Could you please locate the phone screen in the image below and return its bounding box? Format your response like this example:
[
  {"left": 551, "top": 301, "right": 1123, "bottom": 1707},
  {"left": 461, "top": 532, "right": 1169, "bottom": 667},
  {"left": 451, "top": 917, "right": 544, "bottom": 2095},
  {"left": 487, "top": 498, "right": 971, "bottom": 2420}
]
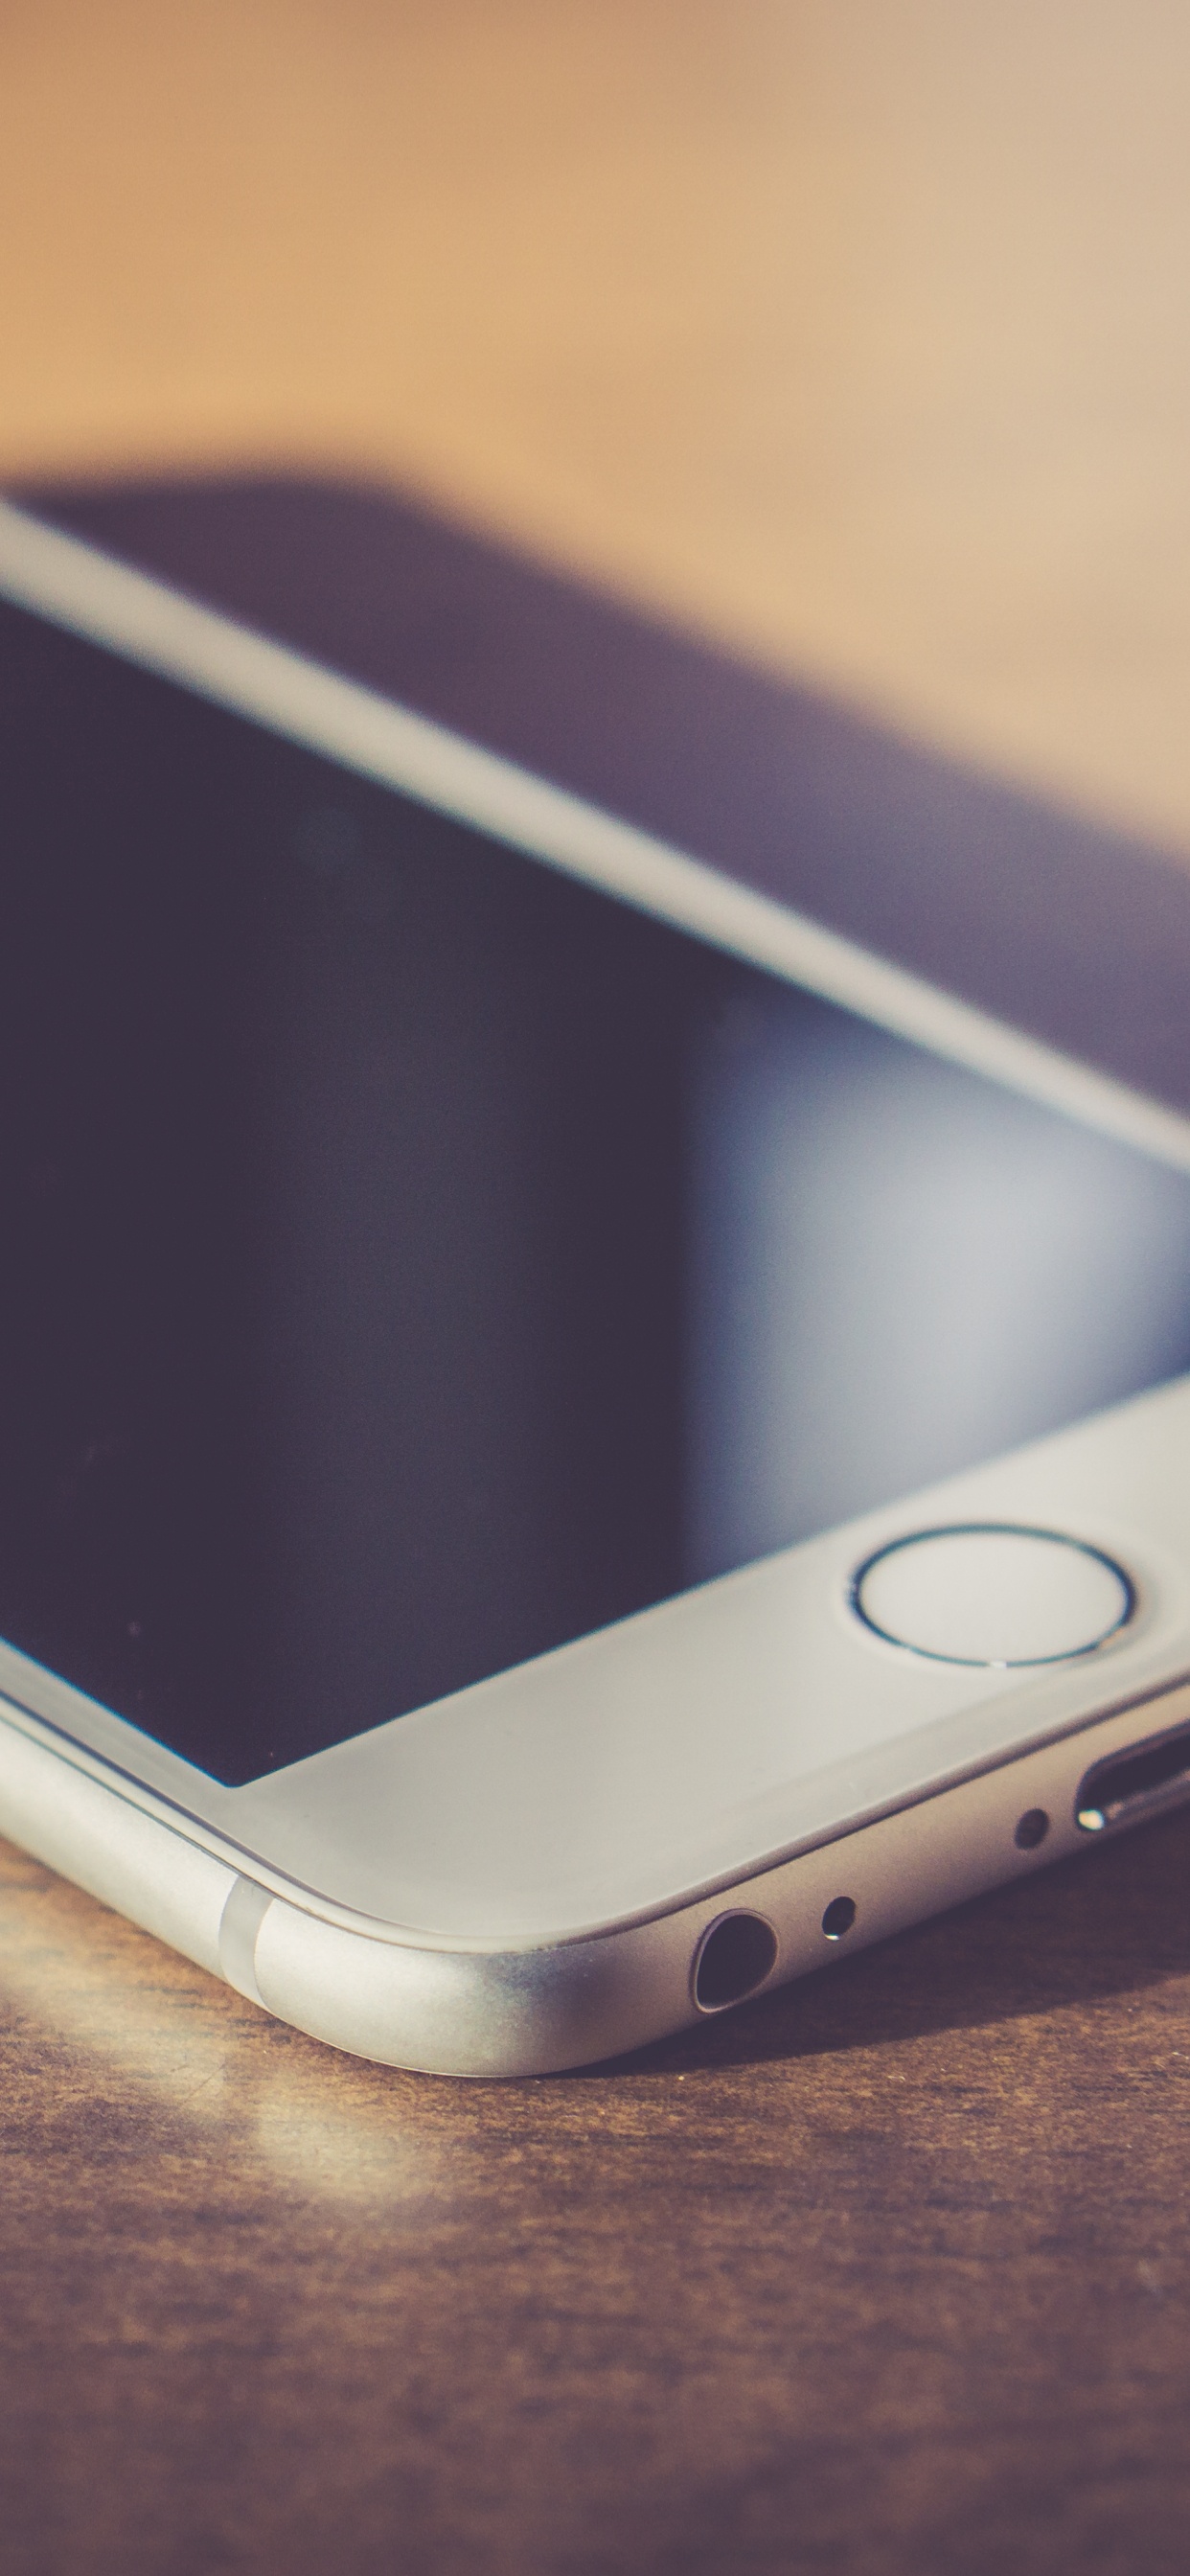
[{"left": 3, "top": 598, "right": 1190, "bottom": 1782}]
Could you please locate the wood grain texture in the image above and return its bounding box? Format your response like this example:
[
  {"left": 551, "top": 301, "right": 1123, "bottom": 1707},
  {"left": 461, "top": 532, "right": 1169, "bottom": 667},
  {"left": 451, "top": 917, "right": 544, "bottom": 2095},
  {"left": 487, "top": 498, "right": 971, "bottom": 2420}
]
[
  {"left": 5, "top": 9, "right": 1190, "bottom": 2570},
  {"left": 2, "top": 1809, "right": 1189, "bottom": 2576}
]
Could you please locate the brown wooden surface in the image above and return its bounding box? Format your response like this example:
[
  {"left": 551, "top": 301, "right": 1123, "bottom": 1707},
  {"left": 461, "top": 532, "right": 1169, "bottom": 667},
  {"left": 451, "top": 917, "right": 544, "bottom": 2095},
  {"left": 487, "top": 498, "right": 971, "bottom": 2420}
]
[
  {"left": 3, "top": 1811, "right": 1190, "bottom": 2576},
  {"left": 5, "top": 1, "right": 1190, "bottom": 858},
  {"left": 6, "top": 9, "right": 1190, "bottom": 2571}
]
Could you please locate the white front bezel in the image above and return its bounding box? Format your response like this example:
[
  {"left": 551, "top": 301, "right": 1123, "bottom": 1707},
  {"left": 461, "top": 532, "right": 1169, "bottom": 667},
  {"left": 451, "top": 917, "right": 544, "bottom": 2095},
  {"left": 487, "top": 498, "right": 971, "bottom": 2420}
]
[{"left": 3, "top": 499, "right": 1190, "bottom": 1955}]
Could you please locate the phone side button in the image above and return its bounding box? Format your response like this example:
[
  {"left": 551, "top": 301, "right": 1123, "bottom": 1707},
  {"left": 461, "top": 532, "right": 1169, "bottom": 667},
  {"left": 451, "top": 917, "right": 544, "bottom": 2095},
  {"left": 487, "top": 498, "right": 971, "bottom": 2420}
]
[{"left": 218, "top": 1874, "right": 275, "bottom": 2008}]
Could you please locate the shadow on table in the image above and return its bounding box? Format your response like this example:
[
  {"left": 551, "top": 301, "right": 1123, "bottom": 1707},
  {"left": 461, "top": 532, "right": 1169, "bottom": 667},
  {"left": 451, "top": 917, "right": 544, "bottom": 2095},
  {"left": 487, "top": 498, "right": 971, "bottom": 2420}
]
[{"left": 586, "top": 1799, "right": 1190, "bottom": 2080}]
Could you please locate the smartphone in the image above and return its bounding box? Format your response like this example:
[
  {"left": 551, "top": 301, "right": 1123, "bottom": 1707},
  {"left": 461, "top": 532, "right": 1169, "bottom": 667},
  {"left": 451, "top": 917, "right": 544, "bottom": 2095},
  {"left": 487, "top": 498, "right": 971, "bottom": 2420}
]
[{"left": 2, "top": 498, "right": 1190, "bottom": 2078}]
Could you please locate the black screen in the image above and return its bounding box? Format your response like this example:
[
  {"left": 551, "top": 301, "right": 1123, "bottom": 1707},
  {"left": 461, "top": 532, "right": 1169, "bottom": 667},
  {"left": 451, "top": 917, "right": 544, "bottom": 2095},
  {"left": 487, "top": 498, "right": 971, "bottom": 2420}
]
[{"left": 3, "top": 601, "right": 1190, "bottom": 1782}]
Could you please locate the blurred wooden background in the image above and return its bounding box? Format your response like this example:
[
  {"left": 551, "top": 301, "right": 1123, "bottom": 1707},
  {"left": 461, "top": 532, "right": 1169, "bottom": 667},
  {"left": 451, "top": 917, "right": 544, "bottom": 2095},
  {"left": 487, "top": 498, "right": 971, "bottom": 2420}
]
[
  {"left": 5, "top": 0, "right": 1190, "bottom": 851},
  {"left": 4, "top": 8, "right": 1190, "bottom": 2573}
]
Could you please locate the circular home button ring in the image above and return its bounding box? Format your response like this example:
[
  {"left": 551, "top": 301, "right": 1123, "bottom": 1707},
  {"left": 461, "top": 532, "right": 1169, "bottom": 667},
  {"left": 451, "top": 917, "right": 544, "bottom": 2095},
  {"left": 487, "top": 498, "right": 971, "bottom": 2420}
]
[{"left": 852, "top": 1524, "right": 1135, "bottom": 1668}]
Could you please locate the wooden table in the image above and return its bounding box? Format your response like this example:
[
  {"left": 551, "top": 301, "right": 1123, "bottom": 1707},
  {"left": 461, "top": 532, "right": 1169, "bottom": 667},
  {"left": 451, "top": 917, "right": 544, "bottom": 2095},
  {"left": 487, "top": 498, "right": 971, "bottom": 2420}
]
[
  {"left": 4, "top": 10, "right": 1190, "bottom": 2570},
  {"left": 5, "top": 1801, "right": 1190, "bottom": 2572}
]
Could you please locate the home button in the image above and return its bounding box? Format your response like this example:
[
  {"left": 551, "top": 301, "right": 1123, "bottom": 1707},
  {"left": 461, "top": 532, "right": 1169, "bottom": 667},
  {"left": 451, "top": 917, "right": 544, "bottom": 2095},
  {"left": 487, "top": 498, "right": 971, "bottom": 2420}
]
[{"left": 852, "top": 1524, "right": 1133, "bottom": 1667}]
